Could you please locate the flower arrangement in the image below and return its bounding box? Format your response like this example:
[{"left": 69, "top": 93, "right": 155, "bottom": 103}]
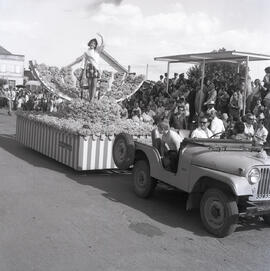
[{"left": 17, "top": 97, "right": 154, "bottom": 137}]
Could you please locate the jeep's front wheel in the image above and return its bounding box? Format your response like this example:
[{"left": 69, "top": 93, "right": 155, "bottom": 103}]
[
  {"left": 133, "top": 160, "right": 156, "bottom": 198},
  {"left": 200, "top": 188, "right": 239, "bottom": 237}
]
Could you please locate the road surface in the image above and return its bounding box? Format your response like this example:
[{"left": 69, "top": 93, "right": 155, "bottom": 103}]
[{"left": 0, "top": 109, "right": 270, "bottom": 271}]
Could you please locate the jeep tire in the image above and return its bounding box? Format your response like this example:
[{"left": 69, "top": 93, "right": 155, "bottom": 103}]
[
  {"left": 200, "top": 188, "right": 239, "bottom": 237},
  {"left": 133, "top": 160, "right": 156, "bottom": 198},
  {"left": 113, "top": 133, "right": 135, "bottom": 170}
]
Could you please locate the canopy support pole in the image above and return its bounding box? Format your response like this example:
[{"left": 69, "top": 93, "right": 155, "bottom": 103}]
[
  {"left": 166, "top": 61, "right": 171, "bottom": 93},
  {"left": 198, "top": 59, "right": 206, "bottom": 114},
  {"left": 243, "top": 56, "right": 249, "bottom": 116},
  {"left": 237, "top": 63, "right": 240, "bottom": 73}
]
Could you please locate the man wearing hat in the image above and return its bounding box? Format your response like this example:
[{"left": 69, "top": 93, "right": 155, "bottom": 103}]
[
  {"left": 206, "top": 100, "right": 216, "bottom": 115},
  {"left": 254, "top": 113, "right": 268, "bottom": 145}
]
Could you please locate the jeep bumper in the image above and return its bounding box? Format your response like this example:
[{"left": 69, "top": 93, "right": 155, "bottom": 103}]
[{"left": 239, "top": 201, "right": 270, "bottom": 217}]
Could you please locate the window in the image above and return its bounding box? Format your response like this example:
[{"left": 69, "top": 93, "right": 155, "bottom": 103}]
[
  {"left": 7, "top": 64, "right": 15, "bottom": 73},
  {"left": 15, "top": 65, "right": 21, "bottom": 74},
  {"left": 0, "top": 64, "right": 6, "bottom": 73}
]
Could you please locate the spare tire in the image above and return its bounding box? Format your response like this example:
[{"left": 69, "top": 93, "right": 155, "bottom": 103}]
[{"left": 113, "top": 133, "right": 135, "bottom": 169}]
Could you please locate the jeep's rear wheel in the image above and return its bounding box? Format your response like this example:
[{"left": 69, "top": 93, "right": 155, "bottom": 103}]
[
  {"left": 200, "top": 188, "right": 239, "bottom": 237},
  {"left": 133, "top": 160, "right": 156, "bottom": 198}
]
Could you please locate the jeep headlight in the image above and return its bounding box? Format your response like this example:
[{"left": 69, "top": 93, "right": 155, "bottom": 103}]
[{"left": 248, "top": 168, "right": 261, "bottom": 184}]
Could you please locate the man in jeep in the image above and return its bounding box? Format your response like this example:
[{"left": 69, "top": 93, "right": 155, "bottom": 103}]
[
  {"left": 191, "top": 116, "right": 213, "bottom": 139},
  {"left": 156, "top": 119, "right": 184, "bottom": 172}
]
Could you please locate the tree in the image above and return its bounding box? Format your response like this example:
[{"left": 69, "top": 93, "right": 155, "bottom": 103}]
[{"left": 187, "top": 48, "right": 246, "bottom": 95}]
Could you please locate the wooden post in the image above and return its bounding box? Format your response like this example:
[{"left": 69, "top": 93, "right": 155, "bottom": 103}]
[
  {"left": 145, "top": 64, "right": 149, "bottom": 80},
  {"left": 198, "top": 59, "right": 206, "bottom": 114},
  {"left": 166, "top": 62, "right": 170, "bottom": 93},
  {"left": 243, "top": 56, "right": 249, "bottom": 116}
]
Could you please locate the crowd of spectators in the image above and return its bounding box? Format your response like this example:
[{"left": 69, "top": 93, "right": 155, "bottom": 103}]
[
  {"left": 0, "top": 85, "right": 63, "bottom": 115},
  {"left": 123, "top": 66, "right": 270, "bottom": 146},
  {"left": 1, "top": 66, "right": 270, "bottom": 146}
]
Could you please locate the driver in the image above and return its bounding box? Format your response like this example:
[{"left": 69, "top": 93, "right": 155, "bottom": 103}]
[
  {"left": 157, "top": 120, "right": 184, "bottom": 172},
  {"left": 191, "top": 116, "right": 213, "bottom": 139}
]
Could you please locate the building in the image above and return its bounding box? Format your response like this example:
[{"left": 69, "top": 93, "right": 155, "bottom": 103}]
[{"left": 0, "top": 45, "right": 25, "bottom": 87}]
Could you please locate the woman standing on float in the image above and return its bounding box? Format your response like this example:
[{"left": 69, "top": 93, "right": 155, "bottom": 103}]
[{"left": 70, "top": 33, "right": 104, "bottom": 101}]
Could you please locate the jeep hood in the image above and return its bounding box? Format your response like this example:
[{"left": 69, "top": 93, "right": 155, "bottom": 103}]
[{"left": 191, "top": 150, "right": 270, "bottom": 175}]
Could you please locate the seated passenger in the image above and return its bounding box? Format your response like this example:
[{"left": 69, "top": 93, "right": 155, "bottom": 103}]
[
  {"left": 157, "top": 120, "right": 184, "bottom": 172},
  {"left": 243, "top": 113, "right": 255, "bottom": 140},
  {"left": 209, "top": 110, "right": 225, "bottom": 138},
  {"left": 231, "top": 121, "right": 246, "bottom": 140},
  {"left": 191, "top": 116, "right": 213, "bottom": 139},
  {"left": 254, "top": 113, "right": 268, "bottom": 145}
]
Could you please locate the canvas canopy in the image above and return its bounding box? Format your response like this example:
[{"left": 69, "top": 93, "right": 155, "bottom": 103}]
[{"left": 154, "top": 50, "right": 270, "bottom": 64}]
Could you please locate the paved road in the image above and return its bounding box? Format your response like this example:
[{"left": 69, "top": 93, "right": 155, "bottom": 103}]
[{"left": 0, "top": 109, "right": 270, "bottom": 271}]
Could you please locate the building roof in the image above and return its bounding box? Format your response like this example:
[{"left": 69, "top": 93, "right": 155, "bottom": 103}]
[
  {"left": 154, "top": 50, "right": 270, "bottom": 64},
  {"left": 0, "top": 45, "right": 12, "bottom": 55}
]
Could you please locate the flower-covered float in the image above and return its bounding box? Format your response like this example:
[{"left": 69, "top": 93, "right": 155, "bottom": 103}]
[
  {"left": 16, "top": 96, "right": 153, "bottom": 170},
  {"left": 29, "top": 61, "right": 145, "bottom": 102}
]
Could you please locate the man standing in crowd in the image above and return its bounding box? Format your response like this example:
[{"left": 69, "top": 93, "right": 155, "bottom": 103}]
[
  {"left": 172, "top": 73, "right": 178, "bottom": 92},
  {"left": 6, "top": 86, "right": 16, "bottom": 116}
]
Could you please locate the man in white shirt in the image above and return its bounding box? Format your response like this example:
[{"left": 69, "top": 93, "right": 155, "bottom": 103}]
[
  {"left": 254, "top": 113, "right": 268, "bottom": 145},
  {"left": 6, "top": 87, "right": 16, "bottom": 115},
  {"left": 157, "top": 120, "right": 184, "bottom": 172},
  {"left": 244, "top": 113, "right": 255, "bottom": 140},
  {"left": 210, "top": 110, "right": 225, "bottom": 138},
  {"left": 191, "top": 116, "right": 213, "bottom": 139}
]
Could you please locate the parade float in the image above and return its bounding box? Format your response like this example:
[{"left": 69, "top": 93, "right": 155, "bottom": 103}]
[{"left": 17, "top": 50, "right": 152, "bottom": 170}]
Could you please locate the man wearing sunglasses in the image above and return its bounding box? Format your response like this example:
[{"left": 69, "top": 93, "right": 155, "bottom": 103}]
[
  {"left": 254, "top": 113, "right": 268, "bottom": 145},
  {"left": 191, "top": 116, "right": 213, "bottom": 139}
]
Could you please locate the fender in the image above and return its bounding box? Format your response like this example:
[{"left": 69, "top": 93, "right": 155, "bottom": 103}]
[
  {"left": 189, "top": 165, "right": 253, "bottom": 196},
  {"left": 134, "top": 142, "right": 177, "bottom": 186}
]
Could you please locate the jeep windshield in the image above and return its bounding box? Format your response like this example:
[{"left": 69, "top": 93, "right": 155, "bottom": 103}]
[{"left": 183, "top": 138, "right": 264, "bottom": 152}]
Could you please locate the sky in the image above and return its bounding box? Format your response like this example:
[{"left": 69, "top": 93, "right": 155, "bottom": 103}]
[{"left": 0, "top": 0, "right": 270, "bottom": 80}]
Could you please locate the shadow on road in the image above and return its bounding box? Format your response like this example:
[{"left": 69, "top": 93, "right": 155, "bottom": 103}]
[{"left": 0, "top": 133, "right": 268, "bottom": 238}]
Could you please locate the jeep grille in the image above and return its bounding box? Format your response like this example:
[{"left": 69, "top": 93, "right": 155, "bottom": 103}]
[{"left": 257, "top": 168, "right": 270, "bottom": 199}]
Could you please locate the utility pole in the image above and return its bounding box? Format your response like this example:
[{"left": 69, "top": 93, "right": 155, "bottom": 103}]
[{"left": 145, "top": 64, "right": 149, "bottom": 80}]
